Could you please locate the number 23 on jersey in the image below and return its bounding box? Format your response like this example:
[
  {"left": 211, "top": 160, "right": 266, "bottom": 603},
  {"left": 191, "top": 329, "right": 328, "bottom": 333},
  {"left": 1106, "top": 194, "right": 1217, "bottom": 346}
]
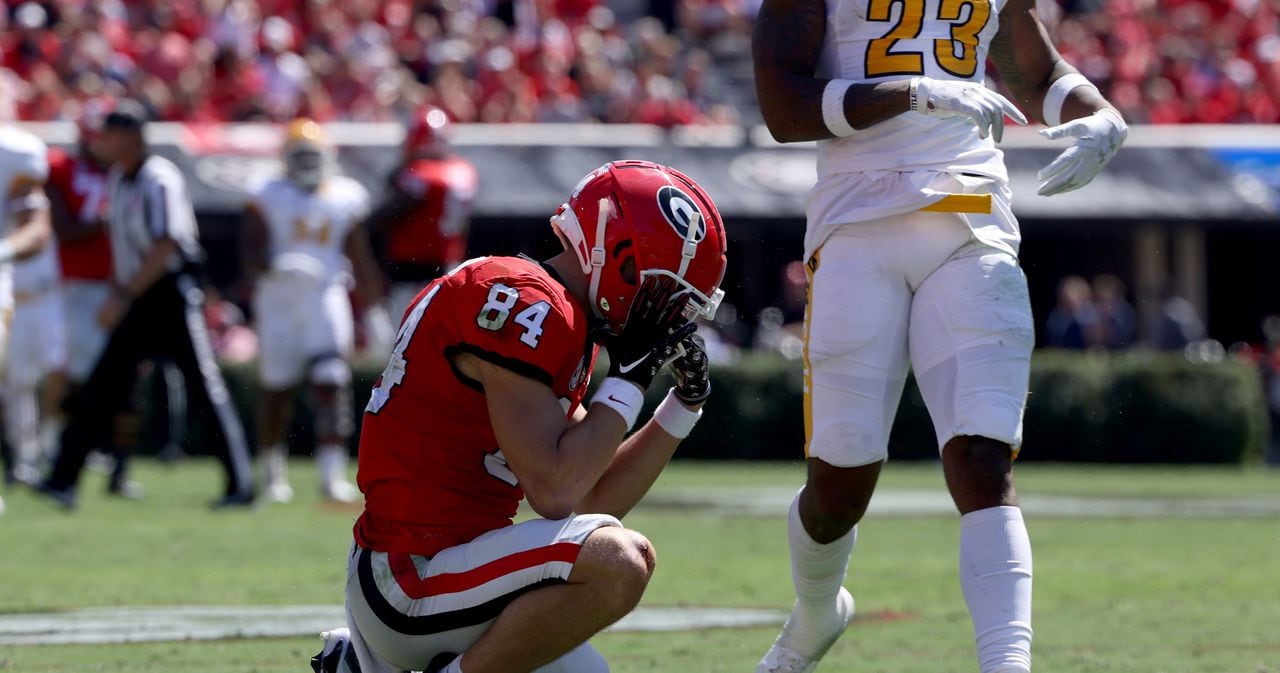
[{"left": 865, "top": 0, "right": 992, "bottom": 78}]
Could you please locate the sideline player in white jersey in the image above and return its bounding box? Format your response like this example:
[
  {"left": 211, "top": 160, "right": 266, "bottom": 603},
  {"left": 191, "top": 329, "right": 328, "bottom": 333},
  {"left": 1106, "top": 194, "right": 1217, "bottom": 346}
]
[
  {"left": 0, "top": 69, "right": 54, "bottom": 514},
  {"left": 242, "top": 118, "right": 383, "bottom": 503},
  {"left": 2, "top": 223, "right": 66, "bottom": 480},
  {"left": 752, "top": 0, "right": 1127, "bottom": 671}
]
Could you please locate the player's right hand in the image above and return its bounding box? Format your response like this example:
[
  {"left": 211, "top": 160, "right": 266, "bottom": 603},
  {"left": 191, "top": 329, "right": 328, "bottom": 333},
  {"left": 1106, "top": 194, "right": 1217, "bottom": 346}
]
[
  {"left": 600, "top": 277, "right": 695, "bottom": 390},
  {"left": 911, "top": 77, "right": 1028, "bottom": 142}
]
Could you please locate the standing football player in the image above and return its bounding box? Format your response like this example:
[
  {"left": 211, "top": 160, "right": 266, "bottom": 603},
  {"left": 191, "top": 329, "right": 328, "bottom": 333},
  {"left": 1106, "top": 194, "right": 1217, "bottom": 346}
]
[
  {"left": 366, "top": 106, "right": 478, "bottom": 321},
  {"left": 751, "top": 0, "right": 1128, "bottom": 671},
  {"left": 310, "top": 161, "right": 726, "bottom": 673},
  {"left": 242, "top": 118, "right": 383, "bottom": 503},
  {"left": 2, "top": 170, "right": 68, "bottom": 484},
  {"left": 0, "top": 70, "right": 54, "bottom": 512}
]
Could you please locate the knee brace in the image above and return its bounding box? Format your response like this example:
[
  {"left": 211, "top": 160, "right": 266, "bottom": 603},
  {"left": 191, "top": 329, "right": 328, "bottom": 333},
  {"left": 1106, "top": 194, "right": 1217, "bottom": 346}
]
[{"left": 311, "top": 379, "right": 353, "bottom": 441}]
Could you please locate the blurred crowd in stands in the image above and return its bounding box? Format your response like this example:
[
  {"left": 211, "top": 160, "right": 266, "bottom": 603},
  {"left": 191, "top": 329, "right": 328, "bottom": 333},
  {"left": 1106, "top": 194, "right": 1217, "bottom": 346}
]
[
  {"left": 3, "top": 0, "right": 1279, "bottom": 126},
  {"left": 1040, "top": 0, "right": 1280, "bottom": 124},
  {"left": 0, "top": 0, "right": 751, "bottom": 126}
]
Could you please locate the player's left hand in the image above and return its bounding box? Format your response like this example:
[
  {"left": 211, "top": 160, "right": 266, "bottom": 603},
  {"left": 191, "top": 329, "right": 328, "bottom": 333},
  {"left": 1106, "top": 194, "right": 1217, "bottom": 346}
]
[
  {"left": 1037, "top": 108, "right": 1128, "bottom": 196},
  {"left": 669, "top": 332, "right": 710, "bottom": 406}
]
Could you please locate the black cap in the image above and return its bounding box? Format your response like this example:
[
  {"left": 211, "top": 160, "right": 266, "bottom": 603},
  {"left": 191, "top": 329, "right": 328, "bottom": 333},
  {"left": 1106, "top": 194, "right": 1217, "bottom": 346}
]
[{"left": 103, "top": 99, "right": 150, "bottom": 130}]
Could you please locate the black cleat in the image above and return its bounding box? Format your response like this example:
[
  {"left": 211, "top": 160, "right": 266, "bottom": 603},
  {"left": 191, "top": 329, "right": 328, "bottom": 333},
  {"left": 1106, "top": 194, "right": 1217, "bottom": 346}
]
[
  {"left": 209, "top": 490, "right": 255, "bottom": 510},
  {"left": 37, "top": 483, "right": 77, "bottom": 510}
]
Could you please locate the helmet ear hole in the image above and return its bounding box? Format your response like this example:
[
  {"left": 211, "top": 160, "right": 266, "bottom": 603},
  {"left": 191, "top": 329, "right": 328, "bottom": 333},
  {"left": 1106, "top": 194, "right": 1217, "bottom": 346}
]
[{"left": 618, "top": 256, "right": 637, "bottom": 286}]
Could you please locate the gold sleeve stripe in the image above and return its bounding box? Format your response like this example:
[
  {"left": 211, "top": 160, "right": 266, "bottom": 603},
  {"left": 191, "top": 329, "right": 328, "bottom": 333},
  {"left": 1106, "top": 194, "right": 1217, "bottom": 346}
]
[{"left": 919, "top": 193, "right": 992, "bottom": 214}]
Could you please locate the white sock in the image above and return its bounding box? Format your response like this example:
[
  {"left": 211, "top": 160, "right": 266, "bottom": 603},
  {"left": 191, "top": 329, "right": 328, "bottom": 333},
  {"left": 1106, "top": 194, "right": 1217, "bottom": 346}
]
[
  {"left": 262, "top": 444, "right": 288, "bottom": 484},
  {"left": 442, "top": 655, "right": 464, "bottom": 673},
  {"left": 959, "top": 505, "right": 1033, "bottom": 673},
  {"left": 788, "top": 488, "right": 856, "bottom": 617},
  {"left": 317, "top": 444, "right": 348, "bottom": 485}
]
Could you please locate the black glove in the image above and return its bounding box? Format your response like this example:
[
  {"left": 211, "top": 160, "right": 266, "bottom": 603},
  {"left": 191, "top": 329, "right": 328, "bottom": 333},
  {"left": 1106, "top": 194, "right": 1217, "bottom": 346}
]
[
  {"left": 669, "top": 332, "right": 710, "bottom": 405},
  {"left": 600, "top": 277, "right": 694, "bottom": 390}
]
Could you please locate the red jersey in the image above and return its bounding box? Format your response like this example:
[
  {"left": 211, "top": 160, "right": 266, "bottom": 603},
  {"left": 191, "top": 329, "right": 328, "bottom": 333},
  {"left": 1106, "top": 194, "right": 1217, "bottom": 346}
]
[
  {"left": 385, "top": 156, "right": 478, "bottom": 270},
  {"left": 47, "top": 148, "right": 113, "bottom": 281},
  {"left": 355, "top": 256, "right": 599, "bottom": 556}
]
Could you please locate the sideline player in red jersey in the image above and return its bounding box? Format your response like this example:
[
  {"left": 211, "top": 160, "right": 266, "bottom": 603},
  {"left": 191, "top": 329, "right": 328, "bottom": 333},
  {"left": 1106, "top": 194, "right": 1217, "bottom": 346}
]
[
  {"left": 44, "top": 105, "right": 113, "bottom": 411},
  {"left": 366, "top": 106, "right": 479, "bottom": 322},
  {"left": 310, "top": 161, "right": 727, "bottom": 673}
]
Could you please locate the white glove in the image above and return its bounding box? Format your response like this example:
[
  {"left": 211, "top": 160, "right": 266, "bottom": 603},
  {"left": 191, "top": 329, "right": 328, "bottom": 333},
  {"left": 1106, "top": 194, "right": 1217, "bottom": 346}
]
[
  {"left": 1036, "top": 108, "right": 1128, "bottom": 196},
  {"left": 912, "top": 77, "right": 1028, "bottom": 142}
]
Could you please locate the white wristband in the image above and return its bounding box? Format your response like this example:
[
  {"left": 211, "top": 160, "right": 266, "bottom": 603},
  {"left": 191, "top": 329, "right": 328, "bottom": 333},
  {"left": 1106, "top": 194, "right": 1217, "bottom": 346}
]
[
  {"left": 652, "top": 388, "right": 702, "bottom": 439},
  {"left": 0, "top": 240, "right": 15, "bottom": 264},
  {"left": 591, "top": 377, "right": 645, "bottom": 431},
  {"left": 1043, "top": 73, "right": 1097, "bottom": 127},
  {"left": 822, "top": 79, "right": 858, "bottom": 137},
  {"left": 909, "top": 77, "right": 925, "bottom": 113}
]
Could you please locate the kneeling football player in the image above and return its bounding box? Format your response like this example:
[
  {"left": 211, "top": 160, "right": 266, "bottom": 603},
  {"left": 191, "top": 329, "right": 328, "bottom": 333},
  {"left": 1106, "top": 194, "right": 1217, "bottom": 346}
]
[{"left": 311, "top": 161, "right": 727, "bottom": 673}]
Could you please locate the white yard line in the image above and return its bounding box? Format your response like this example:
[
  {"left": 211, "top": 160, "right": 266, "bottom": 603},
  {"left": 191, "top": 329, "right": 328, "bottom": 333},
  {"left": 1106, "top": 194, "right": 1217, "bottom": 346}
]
[
  {"left": 0, "top": 605, "right": 787, "bottom": 646},
  {"left": 640, "top": 487, "right": 1280, "bottom": 518}
]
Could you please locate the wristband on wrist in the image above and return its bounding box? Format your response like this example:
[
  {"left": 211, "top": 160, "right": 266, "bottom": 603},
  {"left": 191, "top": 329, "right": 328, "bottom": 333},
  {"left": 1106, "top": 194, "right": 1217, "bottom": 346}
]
[
  {"left": 590, "top": 377, "right": 645, "bottom": 431},
  {"left": 0, "top": 240, "right": 15, "bottom": 264},
  {"left": 652, "top": 388, "right": 702, "bottom": 439},
  {"left": 1043, "top": 73, "right": 1097, "bottom": 127},
  {"left": 821, "top": 79, "right": 858, "bottom": 138},
  {"left": 909, "top": 77, "right": 924, "bottom": 113}
]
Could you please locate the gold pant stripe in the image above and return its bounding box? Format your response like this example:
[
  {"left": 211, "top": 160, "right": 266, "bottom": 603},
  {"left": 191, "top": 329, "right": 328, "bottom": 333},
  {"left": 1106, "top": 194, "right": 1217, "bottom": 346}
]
[
  {"left": 802, "top": 250, "right": 819, "bottom": 459},
  {"left": 919, "top": 193, "right": 992, "bottom": 214}
]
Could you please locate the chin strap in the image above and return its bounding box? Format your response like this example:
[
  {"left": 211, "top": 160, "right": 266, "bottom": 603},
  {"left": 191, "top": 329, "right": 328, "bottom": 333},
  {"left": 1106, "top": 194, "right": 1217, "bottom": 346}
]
[{"left": 585, "top": 197, "right": 610, "bottom": 320}]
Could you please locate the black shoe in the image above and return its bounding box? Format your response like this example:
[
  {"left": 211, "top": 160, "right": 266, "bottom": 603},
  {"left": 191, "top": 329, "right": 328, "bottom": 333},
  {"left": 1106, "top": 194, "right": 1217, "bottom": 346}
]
[
  {"left": 209, "top": 490, "right": 255, "bottom": 510},
  {"left": 107, "top": 479, "right": 146, "bottom": 500},
  {"left": 37, "top": 482, "right": 77, "bottom": 510}
]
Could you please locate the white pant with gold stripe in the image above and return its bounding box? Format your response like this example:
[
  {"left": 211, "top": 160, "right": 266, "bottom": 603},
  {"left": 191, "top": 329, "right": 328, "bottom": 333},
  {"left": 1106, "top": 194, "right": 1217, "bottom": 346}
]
[{"left": 802, "top": 176, "right": 1033, "bottom": 467}]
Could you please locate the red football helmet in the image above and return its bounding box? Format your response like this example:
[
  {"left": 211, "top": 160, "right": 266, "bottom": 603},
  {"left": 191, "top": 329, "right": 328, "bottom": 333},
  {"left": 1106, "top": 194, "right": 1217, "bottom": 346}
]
[
  {"left": 403, "top": 106, "right": 452, "bottom": 162},
  {"left": 550, "top": 160, "right": 728, "bottom": 335}
]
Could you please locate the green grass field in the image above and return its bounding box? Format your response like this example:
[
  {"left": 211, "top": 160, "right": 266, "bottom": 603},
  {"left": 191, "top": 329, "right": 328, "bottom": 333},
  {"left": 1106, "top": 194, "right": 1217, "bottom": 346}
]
[{"left": 2, "top": 459, "right": 1278, "bottom": 672}]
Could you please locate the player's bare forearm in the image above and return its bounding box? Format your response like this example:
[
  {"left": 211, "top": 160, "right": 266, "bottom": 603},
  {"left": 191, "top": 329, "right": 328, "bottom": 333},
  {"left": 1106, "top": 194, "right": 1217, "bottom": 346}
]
[
  {"left": 345, "top": 226, "right": 384, "bottom": 309},
  {"left": 753, "top": 0, "right": 911, "bottom": 141},
  {"left": 992, "top": 0, "right": 1117, "bottom": 124},
  {"left": 475, "top": 356, "right": 628, "bottom": 519},
  {"left": 575, "top": 414, "right": 693, "bottom": 518}
]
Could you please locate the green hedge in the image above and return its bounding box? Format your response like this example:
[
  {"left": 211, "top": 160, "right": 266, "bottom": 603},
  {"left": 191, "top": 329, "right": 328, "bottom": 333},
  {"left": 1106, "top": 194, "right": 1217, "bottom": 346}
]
[{"left": 149, "top": 350, "right": 1268, "bottom": 464}]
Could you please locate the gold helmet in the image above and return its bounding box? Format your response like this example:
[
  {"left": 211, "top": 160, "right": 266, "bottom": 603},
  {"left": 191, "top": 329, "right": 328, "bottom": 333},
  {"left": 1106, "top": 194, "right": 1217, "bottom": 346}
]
[{"left": 282, "top": 118, "right": 329, "bottom": 190}]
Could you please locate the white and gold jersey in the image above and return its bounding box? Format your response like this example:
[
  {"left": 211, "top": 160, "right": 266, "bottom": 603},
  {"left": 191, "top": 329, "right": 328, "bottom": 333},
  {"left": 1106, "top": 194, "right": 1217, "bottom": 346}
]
[
  {"left": 0, "top": 125, "right": 50, "bottom": 309},
  {"left": 816, "top": 0, "right": 1007, "bottom": 179},
  {"left": 248, "top": 175, "right": 370, "bottom": 288}
]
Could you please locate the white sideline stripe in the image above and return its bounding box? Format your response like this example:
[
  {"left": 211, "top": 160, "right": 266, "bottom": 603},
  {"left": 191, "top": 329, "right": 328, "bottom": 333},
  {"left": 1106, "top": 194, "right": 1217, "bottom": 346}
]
[
  {"left": 639, "top": 487, "right": 1280, "bottom": 519},
  {"left": 0, "top": 605, "right": 787, "bottom": 646}
]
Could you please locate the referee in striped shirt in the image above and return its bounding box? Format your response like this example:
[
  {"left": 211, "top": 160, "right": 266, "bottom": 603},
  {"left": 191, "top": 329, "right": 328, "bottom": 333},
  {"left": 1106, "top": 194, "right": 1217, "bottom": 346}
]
[{"left": 41, "top": 101, "right": 255, "bottom": 508}]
